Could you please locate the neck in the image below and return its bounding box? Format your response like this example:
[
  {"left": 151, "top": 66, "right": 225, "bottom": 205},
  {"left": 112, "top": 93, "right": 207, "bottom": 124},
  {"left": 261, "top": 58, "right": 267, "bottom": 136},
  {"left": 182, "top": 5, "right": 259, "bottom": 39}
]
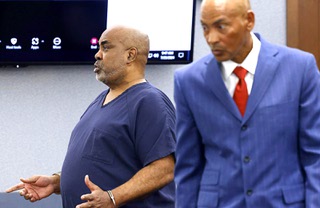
[
  {"left": 103, "top": 78, "right": 146, "bottom": 105},
  {"left": 111, "top": 77, "right": 146, "bottom": 92},
  {"left": 233, "top": 34, "right": 253, "bottom": 63}
]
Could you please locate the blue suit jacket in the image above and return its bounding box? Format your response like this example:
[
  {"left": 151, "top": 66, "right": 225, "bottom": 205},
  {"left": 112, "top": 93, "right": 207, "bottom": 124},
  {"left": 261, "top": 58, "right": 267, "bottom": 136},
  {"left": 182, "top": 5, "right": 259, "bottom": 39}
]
[{"left": 174, "top": 34, "right": 320, "bottom": 207}]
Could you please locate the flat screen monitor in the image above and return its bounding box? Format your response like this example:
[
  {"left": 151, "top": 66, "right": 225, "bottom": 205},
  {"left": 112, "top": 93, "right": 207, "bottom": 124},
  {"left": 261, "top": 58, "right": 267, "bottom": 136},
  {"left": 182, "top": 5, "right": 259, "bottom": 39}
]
[{"left": 0, "top": 0, "right": 196, "bottom": 66}]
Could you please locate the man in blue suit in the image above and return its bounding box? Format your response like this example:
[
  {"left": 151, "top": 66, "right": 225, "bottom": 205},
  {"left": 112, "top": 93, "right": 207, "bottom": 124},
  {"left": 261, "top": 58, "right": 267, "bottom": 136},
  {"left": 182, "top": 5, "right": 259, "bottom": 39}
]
[{"left": 174, "top": 0, "right": 320, "bottom": 207}]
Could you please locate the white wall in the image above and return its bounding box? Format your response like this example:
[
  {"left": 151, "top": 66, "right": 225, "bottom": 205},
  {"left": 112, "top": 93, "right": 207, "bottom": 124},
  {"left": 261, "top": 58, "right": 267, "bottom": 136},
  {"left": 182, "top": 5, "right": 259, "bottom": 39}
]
[{"left": 0, "top": 0, "right": 286, "bottom": 206}]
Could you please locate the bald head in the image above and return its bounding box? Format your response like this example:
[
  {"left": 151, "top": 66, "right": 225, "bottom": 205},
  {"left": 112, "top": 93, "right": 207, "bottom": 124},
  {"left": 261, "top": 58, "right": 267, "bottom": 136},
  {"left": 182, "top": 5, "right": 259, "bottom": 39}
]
[
  {"left": 200, "top": 0, "right": 255, "bottom": 63},
  {"left": 102, "top": 25, "right": 150, "bottom": 65},
  {"left": 201, "top": 0, "right": 251, "bottom": 17},
  {"left": 202, "top": 0, "right": 251, "bottom": 9}
]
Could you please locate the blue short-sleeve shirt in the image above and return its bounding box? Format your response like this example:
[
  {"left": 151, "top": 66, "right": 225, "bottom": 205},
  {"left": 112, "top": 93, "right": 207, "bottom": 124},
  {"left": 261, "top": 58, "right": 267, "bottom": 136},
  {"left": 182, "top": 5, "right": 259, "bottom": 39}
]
[{"left": 60, "top": 82, "right": 176, "bottom": 208}]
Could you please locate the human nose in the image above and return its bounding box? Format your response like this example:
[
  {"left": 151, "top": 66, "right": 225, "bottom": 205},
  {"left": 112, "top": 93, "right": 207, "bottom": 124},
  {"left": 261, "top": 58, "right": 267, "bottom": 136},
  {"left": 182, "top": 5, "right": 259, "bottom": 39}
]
[
  {"left": 206, "top": 30, "right": 219, "bottom": 45},
  {"left": 94, "top": 50, "right": 102, "bottom": 60}
]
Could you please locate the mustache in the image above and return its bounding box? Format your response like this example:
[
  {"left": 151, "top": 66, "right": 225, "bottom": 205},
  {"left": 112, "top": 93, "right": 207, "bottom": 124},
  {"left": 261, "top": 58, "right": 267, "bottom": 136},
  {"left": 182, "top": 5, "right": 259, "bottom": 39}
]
[
  {"left": 208, "top": 43, "right": 224, "bottom": 50},
  {"left": 94, "top": 61, "right": 101, "bottom": 68},
  {"left": 210, "top": 45, "right": 224, "bottom": 51}
]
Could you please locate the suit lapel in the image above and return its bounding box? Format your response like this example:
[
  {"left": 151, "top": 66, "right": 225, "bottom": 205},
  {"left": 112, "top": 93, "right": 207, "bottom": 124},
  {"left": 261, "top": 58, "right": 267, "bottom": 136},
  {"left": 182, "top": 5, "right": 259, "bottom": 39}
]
[
  {"left": 243, "top": 37, "right": 280, "bottom": 123},
  {"left": 204, "top": 58, "right": 242, "bottom": 121},
  {"left": 202, "top": 35, "right": 280, "bottom": 123}
]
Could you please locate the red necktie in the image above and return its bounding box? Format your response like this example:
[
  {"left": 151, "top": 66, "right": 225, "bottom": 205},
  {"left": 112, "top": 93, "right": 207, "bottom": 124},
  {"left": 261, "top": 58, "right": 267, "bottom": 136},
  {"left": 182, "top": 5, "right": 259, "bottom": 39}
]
[{"left": 233, "top": 66, "right": 248, "bottom": 116}]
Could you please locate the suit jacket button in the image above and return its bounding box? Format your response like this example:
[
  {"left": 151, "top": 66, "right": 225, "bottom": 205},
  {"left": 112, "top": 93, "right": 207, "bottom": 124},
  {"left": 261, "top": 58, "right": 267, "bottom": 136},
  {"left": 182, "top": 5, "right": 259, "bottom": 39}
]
[
  {"left": 244, "top": 156, "right": 250, "bottom": 163},
  {"left": 246, "top": 189, "right": 253, "bottom": 196},
  {"left": 241, "top": 125, "right": 247, "bottom": 130}
]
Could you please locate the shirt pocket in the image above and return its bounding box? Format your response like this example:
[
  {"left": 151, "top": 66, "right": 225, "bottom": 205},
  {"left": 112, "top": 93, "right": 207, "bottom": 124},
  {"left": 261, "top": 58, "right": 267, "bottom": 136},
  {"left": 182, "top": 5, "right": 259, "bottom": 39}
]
[{"left": 82, "top": 128, "right": 117, "bottom": 165}]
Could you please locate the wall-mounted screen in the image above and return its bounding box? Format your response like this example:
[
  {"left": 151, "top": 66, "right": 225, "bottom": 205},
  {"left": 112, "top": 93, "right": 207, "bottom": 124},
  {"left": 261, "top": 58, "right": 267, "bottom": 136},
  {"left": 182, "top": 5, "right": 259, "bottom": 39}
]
[{"left": 0, "top": 0, "right": 196, "bottom": 66}]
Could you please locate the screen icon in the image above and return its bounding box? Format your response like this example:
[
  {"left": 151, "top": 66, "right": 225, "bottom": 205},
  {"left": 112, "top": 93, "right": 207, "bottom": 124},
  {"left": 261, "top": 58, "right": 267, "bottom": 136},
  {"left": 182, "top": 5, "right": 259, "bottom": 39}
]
[
  {"left": 31, "top": 37, "right": 40, "bottom": 50},
  {"left": 178, "top": 52, "right": 185, "bottom": 58},
  {"left": 90, "top": 37, "right": 98, "bottom": 49},
  {"left": 11, "top": 38, "right": 17, "bottom": 45},
  {"left": 32, "top": 37, "right": 39, "bottom": 45},
  {"left": 91, "top": 37, "right": 98, "bottom": 45},
  {"left": 53, "top": 37, "right": 61, "bottom": 45},
  {"left": 53, "top": 37, "right": 61, "bottom": 49},
  {"left": 6, "top": 37, "right": 21, "bottom": 50}
]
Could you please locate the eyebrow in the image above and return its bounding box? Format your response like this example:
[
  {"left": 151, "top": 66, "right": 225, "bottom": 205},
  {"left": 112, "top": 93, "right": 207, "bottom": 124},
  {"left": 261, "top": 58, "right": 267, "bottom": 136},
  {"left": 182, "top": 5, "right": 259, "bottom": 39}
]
[
  {"left": 201, "top": 17, "right": 226, "bottom": 26},
  {"left": 213, "top": 18, "right": 227, "bottom": 25},
  {"left": 100, "top": 40, "right": 109, "bottom": 45}
]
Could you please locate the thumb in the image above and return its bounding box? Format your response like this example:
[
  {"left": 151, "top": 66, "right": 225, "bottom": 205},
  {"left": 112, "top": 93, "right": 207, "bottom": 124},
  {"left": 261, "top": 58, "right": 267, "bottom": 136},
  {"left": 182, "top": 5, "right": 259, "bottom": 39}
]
[
  {"left": 84, "top": 175, "right": 99, "bottom": 192},
  {"left": 20, "top": 176, "right": 39, "bottom": 184}
]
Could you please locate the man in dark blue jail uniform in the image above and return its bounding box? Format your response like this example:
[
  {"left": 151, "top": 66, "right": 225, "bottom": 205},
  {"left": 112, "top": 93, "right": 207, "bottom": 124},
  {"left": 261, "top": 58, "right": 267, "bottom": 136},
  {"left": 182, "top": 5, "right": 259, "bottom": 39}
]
[{"left": 6, "top": 25, "right": 176, "bottom": 208}]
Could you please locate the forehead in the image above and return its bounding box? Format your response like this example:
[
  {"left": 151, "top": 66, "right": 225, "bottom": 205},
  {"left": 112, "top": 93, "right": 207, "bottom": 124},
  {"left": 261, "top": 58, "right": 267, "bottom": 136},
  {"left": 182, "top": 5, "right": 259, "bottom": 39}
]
[
  {"left": 99, "top": 29, "right": 122, "bottom": 45},
  {"left": 201, "top": 0, "right": 239, "bottom": 23}
]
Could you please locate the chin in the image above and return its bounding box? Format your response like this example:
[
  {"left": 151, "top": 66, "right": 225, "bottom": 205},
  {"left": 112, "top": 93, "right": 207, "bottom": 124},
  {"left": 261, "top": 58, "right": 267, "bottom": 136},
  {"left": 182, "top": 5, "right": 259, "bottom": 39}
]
[
  {"left": 96, "top": 74, "right": 104, "bottom": 82},
  {"left": 214, "top": 57, "right": 230, "bottom": 62}
]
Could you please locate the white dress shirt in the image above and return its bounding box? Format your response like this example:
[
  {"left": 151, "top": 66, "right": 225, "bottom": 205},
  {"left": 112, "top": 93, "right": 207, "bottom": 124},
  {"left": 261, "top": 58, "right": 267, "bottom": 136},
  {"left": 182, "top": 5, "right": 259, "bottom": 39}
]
[{"left": 221, "top": 32, "right": 261, "bottom": 96}]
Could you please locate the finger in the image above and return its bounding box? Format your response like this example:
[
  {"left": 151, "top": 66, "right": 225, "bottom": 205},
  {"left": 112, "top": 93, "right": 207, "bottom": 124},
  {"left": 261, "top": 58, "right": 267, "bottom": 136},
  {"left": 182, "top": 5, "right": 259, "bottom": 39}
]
[
  {"left": 20, "top": 189, "right": 29, "bottom": 197},
  {"left": 24, "top": 195, "right": 38, "bottom": 203},
  {"left": 84, "top": 175, "right": 99, "bottom": 192},
  {"left": 30, "top": 196, "right": 40, "bottom": 202},
  {"left": 80, "top": 193, "right": 94, "bottom": 201},
  {"left": 75, "top": 201, "right": 92, "bottom": 208},
  {"left": 18, "top": 190, "right": 27, "bottom": 198},
  {"left": 24, "top": 188, "right": 41, "bottom": 201},
  {"left": 23, "top": 192, "right": 35, "bottom": 201},
  {"left": 5, "top": 183, "right": 25, "bottom": 193},
  {"left": 24, "top": 194, "right": 31, "bottom": 200},
  {"left": 20, "top": 176, "right": 38, "bottom": 184},
  {"left": 22, "top": 190, "right": 40, "bottom": 202}
]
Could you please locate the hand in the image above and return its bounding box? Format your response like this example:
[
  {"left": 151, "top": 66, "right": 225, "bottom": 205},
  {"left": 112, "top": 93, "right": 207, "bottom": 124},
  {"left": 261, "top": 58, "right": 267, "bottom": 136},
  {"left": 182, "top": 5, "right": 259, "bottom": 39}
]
[
  {"left": 76, "top": 175, "right": 115, "bottom": 208},
  {"left": 6, "top": 175, "right": 59, "bottom": 202}
]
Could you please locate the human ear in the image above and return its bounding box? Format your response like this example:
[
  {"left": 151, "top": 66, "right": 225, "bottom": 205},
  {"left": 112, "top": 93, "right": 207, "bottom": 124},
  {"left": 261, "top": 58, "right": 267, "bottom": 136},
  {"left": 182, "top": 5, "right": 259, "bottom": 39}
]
[
  {"left": 246, "top": 10, "right": 255, "bottom": 31},
  {"left": 127, "top": 47, "right": 138, "bottom": 63}
]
